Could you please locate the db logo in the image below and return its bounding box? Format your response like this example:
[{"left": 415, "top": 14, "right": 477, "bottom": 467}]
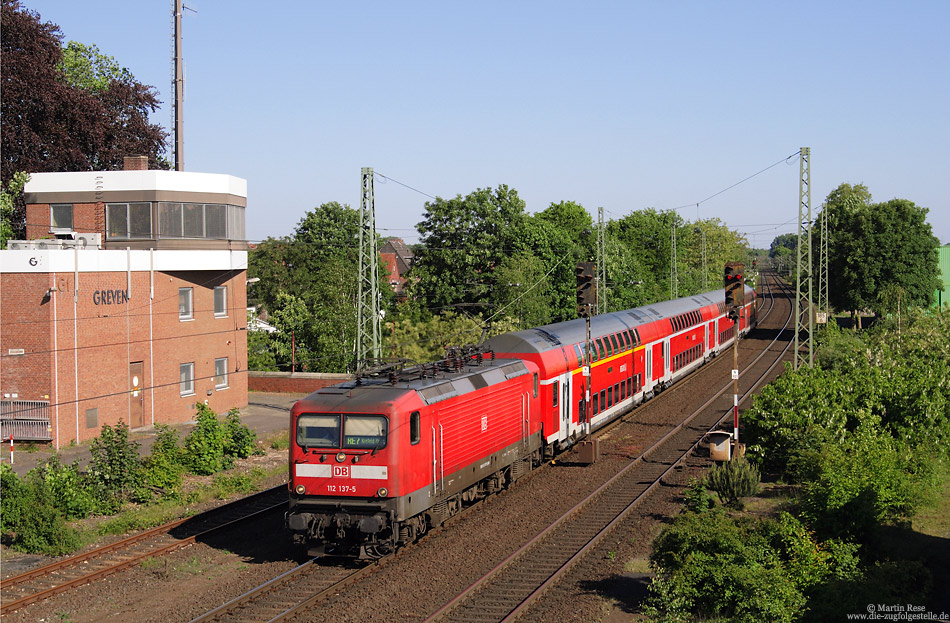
[{"left": 332, "top": 465, "right": 350, "bottom": 478}]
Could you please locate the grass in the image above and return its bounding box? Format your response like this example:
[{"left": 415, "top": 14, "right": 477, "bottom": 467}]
[
  {"left": 83, "top": 462, "right": 285, "bottom": 541},
  {"left": 268, "top": 430, "right": 289, "bottom": 450},
  {"left": 912, "top": 467, "right": 950, "bottom": 539}
]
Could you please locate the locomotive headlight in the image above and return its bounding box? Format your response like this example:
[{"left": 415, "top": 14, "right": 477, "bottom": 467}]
[
  {"left": 377, "top": 487, "right": 388, "bottom": 497},
  {"left": 294, "top": 484, "right": 306, "bottom": 495},
  {"left": 336, "top": 452, "right": 346, "bottom": 463}
]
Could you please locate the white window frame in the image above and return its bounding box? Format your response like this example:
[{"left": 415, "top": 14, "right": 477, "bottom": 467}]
[
  {"left": 180, "top": 362, "right": 195, "bottom": 396},
  {"left": 214, "top": 285, "right": 227, "bottom": 318},
  {"left": 179, "top": 287, "right": 193, "bottom": 320},
  {"left": 215, "top": 357, "right": 228, "bottom": 389}
]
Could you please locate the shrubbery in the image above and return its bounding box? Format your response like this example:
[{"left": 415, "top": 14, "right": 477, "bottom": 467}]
[
  {"left": 0, "top": 405, "right": 259, "bottom": 555},
  {"left": 704, "top": 457, "right": 760, "bottom": 509},
  {"left": 645, "top": 310, "right": 949, "bottom": 622}
]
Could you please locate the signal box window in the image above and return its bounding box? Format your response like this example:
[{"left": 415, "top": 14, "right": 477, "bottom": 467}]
[
  {"left": 410, "top": 411, "right": 421, "bottom": 445},
  {"left": 214, "top": 357, "right": 228, "bottom": 389},
  {"left": 179, "top": 362, "right": 194, "bottom": 396},
  {"left": 214, "top": 286, "right": 227, "bottom": 317},
  {"left": 179, "top": 288, "right": 193, "bottom": 320},
  {"left": 50, "top": 204, "right": 73, "bottom": 231}
]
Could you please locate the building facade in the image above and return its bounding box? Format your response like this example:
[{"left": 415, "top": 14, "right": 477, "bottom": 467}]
[{"left": 1, "top": 164, "right": 249, "bottom": 448}]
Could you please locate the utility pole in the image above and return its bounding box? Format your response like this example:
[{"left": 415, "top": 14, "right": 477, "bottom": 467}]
[
  {"left": 817, "top": 204, "right": 829, "bottom": 323},
  {"left": 794, "top": 147, "right": 813, "bottom": 370},
  {"left": 670, "top": 222, "right": 678, "bottom": 299},
  {"left": 725, "top": 263, "right": 744, "bottom": 453},
  {"left": 356, "top": 167, "right": 382, "bottom": 371},
  {"left": 597, "top": 207, "right": 606, "bottom": 314},
  {"left": 172, "top": 0, "right": 184, "bottom": 171}
]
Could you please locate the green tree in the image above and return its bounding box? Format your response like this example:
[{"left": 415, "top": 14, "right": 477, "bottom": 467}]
[
  {"left": 1, "top": 171, "right": 28, "bottom": 247},
  {"left": 820, "top": 184, "right": 939, "bottom": 321},
  {"left": 58, "top": 40, "right": 134, "bottom": 92},
  {"left": 411, "top": 185, "right": 527, "bottom": 311},
  {"left": 1, "top": 1, "right": 168, "bottom": 236}
]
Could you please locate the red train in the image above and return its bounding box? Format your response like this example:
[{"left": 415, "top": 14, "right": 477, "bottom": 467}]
[{"left": 286, "top": 285, "right": 756, "bottom": 558}]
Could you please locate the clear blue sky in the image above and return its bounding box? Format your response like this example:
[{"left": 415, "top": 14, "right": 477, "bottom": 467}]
[{"left": 22, "top": 1, "right": 950, "bottom": 248}]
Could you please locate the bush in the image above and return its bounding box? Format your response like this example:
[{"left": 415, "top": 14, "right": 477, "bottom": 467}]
[
  {"left": 185, "top": 404, "right": 227, "bottom": 475},
  {"left": 34, "top": 455, "right": 98, "bottom": 519},
  {"left": 705, "top": 457, "right": 760, "bottom": 509},
  {"left": 682, "top": 477, "right": 713, "bottom": 513},
  {"left": 645, "top": 509, "right": 808, "bottom": 623},
  {"left": 0, "top": 463, "right": 81, "bottom": 555},
  {"left": 223, "top": 407, "right": 256, "bottom": 459},
  {"left": 88, "top": 420, "right": 144, "bottom": 512}
]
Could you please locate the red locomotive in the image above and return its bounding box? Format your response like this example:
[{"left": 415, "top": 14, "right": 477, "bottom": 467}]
[{"left": 287, "top": 285, "right": 756, "bottom": 558}]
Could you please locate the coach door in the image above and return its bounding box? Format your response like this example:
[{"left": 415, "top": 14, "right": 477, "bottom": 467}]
[
  {"left": 129, "top": 361, "right": 145, "bottom": 428},
  {"left": 560, "top": 374, "right": 571, "bottom": 441}
]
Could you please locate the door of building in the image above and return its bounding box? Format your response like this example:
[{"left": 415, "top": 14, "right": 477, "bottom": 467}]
[{"left": 129, "top": 361, "right": 145, "bottom": 428}]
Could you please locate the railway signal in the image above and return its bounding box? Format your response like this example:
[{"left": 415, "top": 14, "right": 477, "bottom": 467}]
[
  {"left": 576, "top": 262, "right": 597, "bottom": 317},
  {"left": 724, "top": 262, "right": 745, "bottom": 307}
]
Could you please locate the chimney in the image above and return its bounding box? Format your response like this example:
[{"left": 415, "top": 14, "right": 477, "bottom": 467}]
[{"left": 123, "top": 155, "right": 149, "bottom": 171}]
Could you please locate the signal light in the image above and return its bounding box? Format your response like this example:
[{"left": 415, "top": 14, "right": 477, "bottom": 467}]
[
  {"left": 724, "top": 262, "right": 745, "bottom": 307},
  {"left": 576, "top": 262, "right": 597, "bottom": 317}
]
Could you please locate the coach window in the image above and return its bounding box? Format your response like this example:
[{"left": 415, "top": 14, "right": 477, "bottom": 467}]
[
  {"left": 600, "top": 389, "right": 606, "bottom": 410},
  {"left": 592, "top": 393, "right": 599, "bottom": 415},
  {"left": 609, "top": 334, "right": 620, "bottom": 353},
  {"left": 578, "top": 399, "right": 586, "bottom": 421},
  {"left": 607, "top": 386, "right": 613, "bottom": 407},
  {"left": 596, "top": 339, "right": 606, "bottom": 360},
  {"left": 553, "top": 381, "right": 559, "bottom": 407},
  {"left": 214, "top": 286, "right": 228, "bottom": 317},
  {"left": 179, "top": 362, "right": 195, "bottom": 396},
  {"left": 179, "top": 288, "right": 193, "bottom": 320},
  {"left": 410, "top": 411, "right": 421, "bottom": 445},
  {"left": 533, "top": 373, "right": 539, "bottom": 398},
  {"left": 620, "top": 381, "right": 626, "bottom": 401},
  {"left": 214, "top": 357, "right": 228, "bottom": 389},
  {"left": 621, "top": 331, "right": 630, "bottom": 350}
]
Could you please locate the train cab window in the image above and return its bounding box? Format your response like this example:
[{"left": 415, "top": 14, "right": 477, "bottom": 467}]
[
  {"left": 343, "top": 415, "right": 388, "bottom": 450},
  {"left": 596, "top": 339, "right": 606, "bottom": 360},
  {"left": 533, "top": 373, "right": 539, "bottom": 398},
  {"left": 609, "top": 334, "right": 620, "bottom": 353},
  {"left": 410, "top": 411, "right": 421, "bottom": 445},
  {"left": 553, "top": 381, "right": 559, "bottom": 407},
  {"left": 297, "top": 413, "right": 341, "bottom": 448},
  {"left": 592, "top": 393, "right": 600, "bottom": 415}
]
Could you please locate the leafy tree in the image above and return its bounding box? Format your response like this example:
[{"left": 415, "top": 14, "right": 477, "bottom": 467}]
[
  {"left": 769, "top": 233, "right": 798, "bottom": 257},
  {"left": 58, "top": 40, "right": 133, "bottom": 92},
  {"left": 411, "top": 185, "right": 528, "bottom": 312},
  {"left": 1, "top": 0, "right": 168, "bottom": 237},
  {"left": 1, "top": 171, "right": 28, "bottom": 247},
  {"left": 819, "top": 184, "right": 940, "bottom": 321}
]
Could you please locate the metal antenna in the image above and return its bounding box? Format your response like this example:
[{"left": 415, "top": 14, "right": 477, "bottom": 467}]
[
  {"left": 356, "top": 167, "right": 382, "bottom": 371},
  {"left": 794, "top": 147, "right": 814, "bottom": 370}
]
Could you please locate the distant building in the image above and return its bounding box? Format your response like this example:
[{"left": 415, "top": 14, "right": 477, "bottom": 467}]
[
  {"left": 937, "top": 244, "right": 950, "bottom": 308},
  {"left": 380, "top": 238, "right": 414, "bottom": 296},
  {"left": 1, "top": 158, "right": 249, "bottom": 448}
]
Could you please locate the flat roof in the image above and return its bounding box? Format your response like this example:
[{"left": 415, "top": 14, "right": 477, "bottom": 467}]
[{"left": 24, "top": 170, "right": 247, "bottom": 206}]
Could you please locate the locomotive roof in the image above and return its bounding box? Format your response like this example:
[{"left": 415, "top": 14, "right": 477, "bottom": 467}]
[
  {"left": 484, "top": 286, "right": 752, "bottom": 355},
  {"left": 299, "top": 357, "right": 531, "bottom": 410}
]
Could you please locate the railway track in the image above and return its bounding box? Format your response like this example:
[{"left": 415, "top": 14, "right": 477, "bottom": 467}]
[
  {"left": 422, "top": 273, "right": 794, "bottom": 622},
  {"left": 0, "top": 484, "right": 287, "bottom": 615},
  {"left": 184, "top": 274, "right": 793, "bottom": 623}
]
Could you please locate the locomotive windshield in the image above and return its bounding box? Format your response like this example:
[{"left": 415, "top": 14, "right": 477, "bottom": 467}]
[{"left": 297, "top": 413, "right": 388, "bottom": 450}]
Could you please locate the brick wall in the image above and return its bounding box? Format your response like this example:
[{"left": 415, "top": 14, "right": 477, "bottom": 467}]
[
  {"left": 1, "top": 265, "right": 249, "bottom": 447},
  {"left": 248, "top": 372, "right": 351, "bottom": 394},
  {"left": 26, "top": 202, "right": 104, "bottom": 239}
]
